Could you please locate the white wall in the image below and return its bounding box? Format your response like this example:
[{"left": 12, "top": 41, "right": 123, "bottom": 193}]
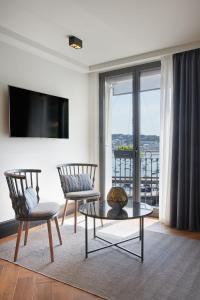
[
  {"left": 0, "top": 41, "right": 91, "bottom": 222},
  {"left": 88, "top": 72, "right": 100, "bottom": 190},
  {"left": 88, "top": 73, "right": 99, "bottom": 164}
]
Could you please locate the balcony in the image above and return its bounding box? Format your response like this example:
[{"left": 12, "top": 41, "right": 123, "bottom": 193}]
[{"left": 112, "top": 150, "right": 159, "bottom": 207}]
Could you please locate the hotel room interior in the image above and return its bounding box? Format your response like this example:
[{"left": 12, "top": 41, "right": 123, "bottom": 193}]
[{"left": 0, "top": 1, "right": 200, "bottom": 299}]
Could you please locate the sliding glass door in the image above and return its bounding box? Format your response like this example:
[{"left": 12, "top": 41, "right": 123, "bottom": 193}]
[
  {"left": 110, "top": 73, "right": 135, "bottom": 197},
  {"left": 99, "top": 62, "right": 161, "bottom": 207},
  {"left": 139, "top": 69, "right": 161, "bottom": 208}
]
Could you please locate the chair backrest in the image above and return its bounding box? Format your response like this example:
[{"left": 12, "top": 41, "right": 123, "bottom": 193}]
[
  {"left": 4, "top": 169, "right": 41, "bottom": 218},
  {"left": 57, "top": 163, "right": 98, "bottom": 195}
]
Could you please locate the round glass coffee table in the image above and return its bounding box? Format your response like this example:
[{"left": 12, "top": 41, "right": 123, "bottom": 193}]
[{"left": 79, "top": 199, "right": 153, "bottom": 262}]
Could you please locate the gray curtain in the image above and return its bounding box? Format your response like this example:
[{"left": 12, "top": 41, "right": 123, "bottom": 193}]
[{"left": 170, "top": 49, "right": 200, "bottom": 231}]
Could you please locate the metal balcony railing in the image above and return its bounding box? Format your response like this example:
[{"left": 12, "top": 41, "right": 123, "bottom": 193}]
[{"left": 112, "top": 150, "right": 159, "bottom": 207}]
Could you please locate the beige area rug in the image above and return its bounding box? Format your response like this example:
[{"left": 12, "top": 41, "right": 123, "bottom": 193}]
[{"left": 0, "top": 216, "right": 200, "bottom": 300}]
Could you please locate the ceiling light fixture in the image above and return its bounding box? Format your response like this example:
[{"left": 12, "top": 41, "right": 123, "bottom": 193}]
[{"left": 69, "top": 35, "right": 82, "bottom": 49}]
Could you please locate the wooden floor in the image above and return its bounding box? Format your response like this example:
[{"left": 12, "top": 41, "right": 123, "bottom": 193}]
[
  {"left": 0, "top": 259, "right": 102, "bottom": 300},
  {"left": 1, "top": 217, "right": 200, "bottom": 300}
]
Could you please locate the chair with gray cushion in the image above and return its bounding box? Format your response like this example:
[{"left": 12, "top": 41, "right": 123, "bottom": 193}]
[
  {"left": 57, "top": 163, "right": 100, "bottom": 233},
  {"left": 4, "top": 169, "right": 62, "bottom": 262}
]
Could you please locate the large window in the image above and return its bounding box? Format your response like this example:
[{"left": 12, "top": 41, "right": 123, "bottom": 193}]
[{"left": 99, "top": 62, "right": 161, "bottom": 210}]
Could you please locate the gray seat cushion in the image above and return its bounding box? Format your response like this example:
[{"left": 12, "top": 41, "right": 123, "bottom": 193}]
[
  {"left": 21, "top": 202, "right": 60, "bottom": 221},
  {"left": 66, "top": 190, "right": 100, "bottom": 200}
]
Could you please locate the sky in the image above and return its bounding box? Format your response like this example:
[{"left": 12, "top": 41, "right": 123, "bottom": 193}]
[{"left": 111, "top": 89, "right": 160, "bottom": 136}]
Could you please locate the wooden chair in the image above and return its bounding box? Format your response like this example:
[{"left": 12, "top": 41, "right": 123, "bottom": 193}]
[
  {"left": 57, "top": 163, "right": 101, "bottom": 233},
  {"left": 4, "top": 169, "right": 62, "bottom": 262}
]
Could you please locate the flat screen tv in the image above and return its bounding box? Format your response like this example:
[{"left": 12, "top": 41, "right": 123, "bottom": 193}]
[{"left": 9, "top": 86, "right": 69, "bottom": 138}]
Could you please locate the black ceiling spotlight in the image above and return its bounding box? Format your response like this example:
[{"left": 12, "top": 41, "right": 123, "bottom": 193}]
[{"left": 69, "top": 35, "right": 82, "bottom": 49}]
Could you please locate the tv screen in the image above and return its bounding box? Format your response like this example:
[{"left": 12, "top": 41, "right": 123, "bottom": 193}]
[{"left": 9, "top": 86, "right": 69, "bottom": 138}]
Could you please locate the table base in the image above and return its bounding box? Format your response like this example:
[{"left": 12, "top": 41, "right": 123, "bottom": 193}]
[{"left": 85, "top": 216, "right": 144, "bottom": 262}]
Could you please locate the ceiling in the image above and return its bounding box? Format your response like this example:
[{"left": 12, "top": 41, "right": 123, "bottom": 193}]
[{"left": 0, "top": 0, "right": 200, "bottom": 72}]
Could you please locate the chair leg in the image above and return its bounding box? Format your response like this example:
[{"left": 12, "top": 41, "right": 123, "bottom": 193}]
[
  {"left": 74, "top": 200, "right": 78, "bottom": 234},
  {"left": 24, "top": 221, "right": 29, "bottom": 246},
  {"left": 54, "top": 217, "right": 62, "bottom": 245},
  {"left": 61, "top": 200, "right": 68, "bottom": 225},
  {"left": 14, "top": 221, "right": 23, "bottom": 262},
  {"left": 47, "top": 220, "right": 54, "bottom": 262}
]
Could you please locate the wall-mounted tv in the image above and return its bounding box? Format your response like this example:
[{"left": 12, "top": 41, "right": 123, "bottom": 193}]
[{"left": 9, "top": 86, "right": 69, "bottom": 138}]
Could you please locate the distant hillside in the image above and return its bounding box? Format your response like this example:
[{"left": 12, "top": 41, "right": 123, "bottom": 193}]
[{"left": 112, "top": 134, "right": 159, "bottom": 142}]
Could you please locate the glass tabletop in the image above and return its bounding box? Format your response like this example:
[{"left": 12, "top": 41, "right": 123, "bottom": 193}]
[{"left": 79, "top": 199, "right": 153, "bottom": 220}]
